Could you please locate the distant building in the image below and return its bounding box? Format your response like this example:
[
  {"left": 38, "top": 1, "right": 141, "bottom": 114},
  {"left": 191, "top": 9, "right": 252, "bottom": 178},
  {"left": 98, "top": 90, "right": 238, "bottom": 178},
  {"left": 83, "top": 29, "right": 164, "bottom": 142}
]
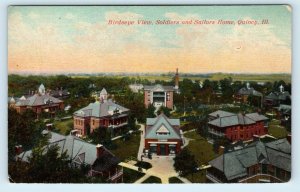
[
  {"left": 174, "top": 68, "right": 180, "bottom": 93},
  {"left": 129, "top": 84, "right": 144, "bottom": 93},
  {"left": 206, "top": 138, "right": 291, "bottom": 183},
  {"left": 144, "top": 84, "right": 174, "bottom": 109},
  {"left": 234, "top": 82, "right": 263, "bottom": 103},
  {"left": 50, "top": 87, "right": 70, "bottom": 99},
  {"left": 208, "top": 110, "right": 269, "bottom": 142},
  {"left": 91, "top": 88, "right": 109, "bottom": 101},
  {"left": 13, "top": 84, "right": 64, "bottom": 118},
  {"left": 264, "top": 85, "right": 291, "bottom": 107},
  {"left": 144, "top": 113, "right": 183, "bottom": 156},
  {"left": 73, "top": 89, "right": 129, "bottom": 136},
  {"left": 16, "top": 130, "right": 123, "bottom": 183}
]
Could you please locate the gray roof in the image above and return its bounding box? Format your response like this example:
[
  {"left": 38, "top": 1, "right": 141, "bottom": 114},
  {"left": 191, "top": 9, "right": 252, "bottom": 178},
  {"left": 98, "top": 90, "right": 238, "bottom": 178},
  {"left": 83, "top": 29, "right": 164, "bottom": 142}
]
[
  {"left": 209, "top": 110, "right": 235, "bottom": 118},
  {"left": 15, "top": 94, "right": 63, "bottom": 107},
  {"left": 74, "top": 100, "right": 129, "bottom": 118},
  {"left": 18, "top": 131, "right": 120, "bottom": 169},
  {"left": 144, "top": 84, "right": 174, "bottom": 92},
  {"left": 265, "top": 91, "right": 291, "bottom": 101},
  {"left": 245, "top": 113, "right": 268, "bottom": 121},
  {"left": 208, "top": 113, "right": 255, "bottom": 128},
  {"left": 209, "top": 138, "right": 291, "bottom": 181},
  {"left": 145, "top": 113, "right": 181, "bottom": 140},
  {"left": 238, "top": 87, "right": 262, "bottom": 96}
]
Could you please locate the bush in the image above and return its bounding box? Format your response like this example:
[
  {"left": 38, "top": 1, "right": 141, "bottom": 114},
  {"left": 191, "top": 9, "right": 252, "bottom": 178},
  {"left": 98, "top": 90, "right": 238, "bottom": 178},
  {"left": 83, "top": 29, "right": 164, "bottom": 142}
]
[{"left": 134, "top": 161, "right": 152, "bottom": 170}]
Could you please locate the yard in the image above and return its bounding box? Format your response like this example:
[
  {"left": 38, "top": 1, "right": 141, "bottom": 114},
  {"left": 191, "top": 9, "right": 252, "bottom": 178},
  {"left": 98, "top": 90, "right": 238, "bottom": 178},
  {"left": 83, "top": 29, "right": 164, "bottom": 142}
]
[
  {"left": 53, "top": 118, "right": 73, "bottom": 135},
  {"left": 184, "top": 130, "right": 218, "bottom": 183},
  {"left": 268, "top": 119, "right": 288, "bottom": 139},
  {"left": 110, "top": 131, "right": 141, "bottom": 161}
]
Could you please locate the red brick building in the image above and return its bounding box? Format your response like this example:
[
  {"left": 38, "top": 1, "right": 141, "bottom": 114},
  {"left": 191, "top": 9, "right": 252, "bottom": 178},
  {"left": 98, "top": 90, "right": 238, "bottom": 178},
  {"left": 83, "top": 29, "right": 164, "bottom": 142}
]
[
  {"left": 73, "top": 93, "right": 129, "bottom": 137},
  {"left": 208, "top": 110, "right": 269, "bottom": 142},
  {"left": 13, "top": 84, "right": 64, "bottom": 118},
  {"left": 144, "top": 84, "right": 174, "bottom": 109},
  {"left": 144, "top": 114, "right": 183, "bottom": 156}
]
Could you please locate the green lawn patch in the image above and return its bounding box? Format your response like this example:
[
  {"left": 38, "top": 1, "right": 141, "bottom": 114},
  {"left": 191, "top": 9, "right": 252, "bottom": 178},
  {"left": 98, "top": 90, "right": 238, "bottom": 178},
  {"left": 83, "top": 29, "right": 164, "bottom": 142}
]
[
  {"left": 183, "top": 130, "right": 218, "bottom": 183},
  {"left": 169, "top": 177, "right": 183, "bottom": 183},
  {"left": 268, "top": 119, "right": 288, "bottom": 139},
  {"left": 142, "top": 176, "right": 162, "bottom": 183},
  {"left": 110, "top": 131, "right": 141, "bottom": 161},
  {"left": 134, "top": 161, "right": 152, "bottom": 170},
  {"left": 53, "top": 119, "right": 73, "bottom": 135},
  {"left": 122, "top": 167, "right": 145, "bottom": 183}
]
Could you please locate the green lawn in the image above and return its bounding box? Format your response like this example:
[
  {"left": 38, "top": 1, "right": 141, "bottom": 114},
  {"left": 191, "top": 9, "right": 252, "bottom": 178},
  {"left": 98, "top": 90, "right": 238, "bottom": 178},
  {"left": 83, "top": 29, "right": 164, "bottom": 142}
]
[
  {"left": 110, "top": 132, "right": 141, "bottom": 161},
  {"left": 122, "top": 167, "right": 145, "bottom": 183},
  {"left": 268, "top": 119, "right": 288, "bottom": 139},
  {"left": 184, "top": 130, "right": 218, "bottom": 183},
  {"left": 169, "top": 177, "right": 183, "bottom": 183},
  {"left": 53, "top": 118, "right": 73, "bottom": 135},
  {"left": 142, "top": 176, "right": 162, "bottom": 183}
]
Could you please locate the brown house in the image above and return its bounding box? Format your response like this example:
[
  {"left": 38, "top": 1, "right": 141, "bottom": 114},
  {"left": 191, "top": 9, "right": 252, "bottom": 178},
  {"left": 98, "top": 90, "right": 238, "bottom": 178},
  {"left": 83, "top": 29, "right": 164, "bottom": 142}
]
[
  {"left": 17, "top": 131, "right": 123, "bottom": 183},
  {"left": 208, "top": 110, "right": 269, "bottom": 142},
  {"left": 13, "top": 84, "right": 64, "bottom": 118},
  {"left": 73, "top": 92, "right": 129, "bottom": 137},
  {"left": 206, "top": 138, "right": 291, "bottom": 183},
  {"left": 144, "top": 84, "right": 174, "bottom": 109},
  {"left": 144, "top": 114, "right": 183, "bottom": 156}
]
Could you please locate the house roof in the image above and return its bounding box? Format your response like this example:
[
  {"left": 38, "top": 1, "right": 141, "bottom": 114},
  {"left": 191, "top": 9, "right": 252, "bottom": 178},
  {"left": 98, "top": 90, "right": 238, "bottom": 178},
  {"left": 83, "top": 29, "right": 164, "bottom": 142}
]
[
  {"left": 73, "top": 99, "right": 129, "bottom": 118},
  {"left": 208, "top": 111, "right": 268, "bottom": 128},
  {"left": 145, "top": 113, "right": 181, "bottom": 140},
  {"left": 209, "top": 110, "right": 235, "bottom": 118},
  {"left": 144, "top": 84, "right": 174, "bottom": 92},
  {"left": 238, "top": 87, "right": 262, "bottom": 96},
  {"left": 100, "top": 88, "right": 108, "bottom": 95},
  {"left": 265, "top": 91, "right": 291, "bottom": 101},
  {"left": 209, "top": 138, "right": 291, "bottom": 181},
  {"left": 15, "top": 94, "right": 63, "bottom": 107},
  {"left": 18, "top": 131, "right": 120, "bottom": 170}
]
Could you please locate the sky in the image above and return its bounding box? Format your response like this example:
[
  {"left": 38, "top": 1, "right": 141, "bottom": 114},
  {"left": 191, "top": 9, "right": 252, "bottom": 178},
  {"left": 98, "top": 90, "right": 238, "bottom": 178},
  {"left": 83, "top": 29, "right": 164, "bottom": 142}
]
[{"left": 8, "top": 5, "right": 291, "bottom": 74}]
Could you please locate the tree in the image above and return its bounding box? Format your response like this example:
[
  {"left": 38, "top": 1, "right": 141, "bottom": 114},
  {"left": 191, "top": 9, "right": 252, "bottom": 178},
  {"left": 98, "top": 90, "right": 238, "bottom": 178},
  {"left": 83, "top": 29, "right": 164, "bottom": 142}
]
[
  {"left": 174, "top": 148, "right": 198, "bottom": 177},
  {"left": 213, "top": 137, "right": 231, "bottom": 154},
  {"left": 157, "top": 106, "right": 171, "bottom": 117}
]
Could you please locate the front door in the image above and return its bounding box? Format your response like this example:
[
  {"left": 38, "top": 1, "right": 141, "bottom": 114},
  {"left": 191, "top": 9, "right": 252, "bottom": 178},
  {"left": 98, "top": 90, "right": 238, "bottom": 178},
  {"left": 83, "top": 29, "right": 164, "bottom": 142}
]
[{"left": 160, "top": 144, "right": 166, "bottom": 155}]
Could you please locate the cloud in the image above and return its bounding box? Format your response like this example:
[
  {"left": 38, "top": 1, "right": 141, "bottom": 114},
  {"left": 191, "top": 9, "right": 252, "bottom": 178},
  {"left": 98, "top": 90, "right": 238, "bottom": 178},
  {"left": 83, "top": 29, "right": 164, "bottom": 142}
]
[
  {"left": 285, "top": 5, "right": 292, "bottom": 12},
  {"left": 105, "top": 11, "right": 143, "bottom": 21},
  {"left": 65, "top": 13, "right": 75, "bottom": 19},
  {"left": 28, "top": 12, "right": 39, "bottom": 19}
]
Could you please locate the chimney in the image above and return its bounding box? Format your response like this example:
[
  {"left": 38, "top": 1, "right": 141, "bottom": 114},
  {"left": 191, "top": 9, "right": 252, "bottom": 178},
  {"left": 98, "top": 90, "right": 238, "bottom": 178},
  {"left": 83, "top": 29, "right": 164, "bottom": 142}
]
[
  {"left": 15, "top": 145, "right": 23, "bottom": 155},
  {"left": 287, "top": 134, "right": 291, "bottom": 144},
  {"left": 218, "top": 146, "right": 225, "bottom": 154},
  {"left": 96, "top": 144, "right": 104, "bottom": 158}
]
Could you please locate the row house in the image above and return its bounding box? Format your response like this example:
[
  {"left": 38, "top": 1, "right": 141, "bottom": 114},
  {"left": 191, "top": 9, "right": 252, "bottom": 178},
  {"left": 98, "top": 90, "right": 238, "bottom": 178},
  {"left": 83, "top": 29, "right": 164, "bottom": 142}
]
[
  {"left": 208, "top": 110, "right": 269, "bottom": 142},
  {"left": 73, "top": 89, "right": 129, "bottom": 137},
  {"left": 144, "top": 113, "right": 183, "bottom": 156},
  {"left": 206, "top": 138, "right": 291, "bottom": 183},
  {"left": 16, "top": 131, "right": 123, "bottom": 183}
]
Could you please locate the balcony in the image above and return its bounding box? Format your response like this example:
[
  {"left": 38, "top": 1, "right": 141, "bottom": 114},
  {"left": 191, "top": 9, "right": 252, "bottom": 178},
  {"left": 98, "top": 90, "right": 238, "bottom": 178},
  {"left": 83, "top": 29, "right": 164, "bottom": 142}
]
[
  {"left": 208, "top": 129, "right": 225, "bottom": 137},
  {"left": 108, "top": 122, "right": 128, "bottom": 129}
]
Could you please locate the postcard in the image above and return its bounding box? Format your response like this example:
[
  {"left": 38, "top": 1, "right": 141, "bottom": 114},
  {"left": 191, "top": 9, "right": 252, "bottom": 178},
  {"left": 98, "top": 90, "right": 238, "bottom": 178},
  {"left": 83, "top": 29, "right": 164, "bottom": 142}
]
[{"left": 8, "top": 5, "right": 291, "bottom": 184}]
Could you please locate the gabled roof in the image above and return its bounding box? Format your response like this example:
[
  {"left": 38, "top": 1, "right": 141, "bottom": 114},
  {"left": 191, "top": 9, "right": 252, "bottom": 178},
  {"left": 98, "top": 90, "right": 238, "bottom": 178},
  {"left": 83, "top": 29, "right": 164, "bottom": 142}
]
[
  {"left": 265, "top": 91, "right": 291, "bottom": 101},
  {"left": 145, "top": 114, "right": 181, "bottom": 140},
  {"left": 18, "top": 131, "right": 120, "bottom": 170},
  {"left": 73, "top": 99, "right": 129, "bottom": 118},
  {"left": 209, "top": 138, "right": 291, "bottom": 181},
  {"left": 245, "top": 113, "right": 268, "bottom": 121},
  {"left": 15, "top": 94, "right": 63, "bottom": 107}
]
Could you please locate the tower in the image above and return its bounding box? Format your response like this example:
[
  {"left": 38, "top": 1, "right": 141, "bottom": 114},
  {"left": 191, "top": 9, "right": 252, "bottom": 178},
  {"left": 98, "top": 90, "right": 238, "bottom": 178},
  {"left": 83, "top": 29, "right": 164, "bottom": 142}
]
[{"left": 174, "top": 68, "right": 179, "bottom": 90}]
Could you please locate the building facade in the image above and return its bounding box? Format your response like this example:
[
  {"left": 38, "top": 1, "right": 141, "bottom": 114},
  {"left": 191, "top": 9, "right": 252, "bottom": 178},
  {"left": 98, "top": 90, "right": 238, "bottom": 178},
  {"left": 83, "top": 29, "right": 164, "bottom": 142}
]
[
  {"left": 13, "top": 84, "right": 64, "bottom": 118},
  {"left": 144, "top": 114, "right": 183, "bottom": 156},
  {"left": 264, "top": 85, "right": 291, "bottom": 108},
  {"left": 208, "top": 110, "right": 269, "bottom": 142},
  {"left": 233, "top": 82, "right": 263, "bottom": 104},
  {"left": 73, "top": 90, "right": 129, "bottom": 137},
  {"left": 206, "top": 138, "right": 291, "bottom": 183},
  {"left": 144, "top": 84, "right": 174, "bottom": 109}
]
